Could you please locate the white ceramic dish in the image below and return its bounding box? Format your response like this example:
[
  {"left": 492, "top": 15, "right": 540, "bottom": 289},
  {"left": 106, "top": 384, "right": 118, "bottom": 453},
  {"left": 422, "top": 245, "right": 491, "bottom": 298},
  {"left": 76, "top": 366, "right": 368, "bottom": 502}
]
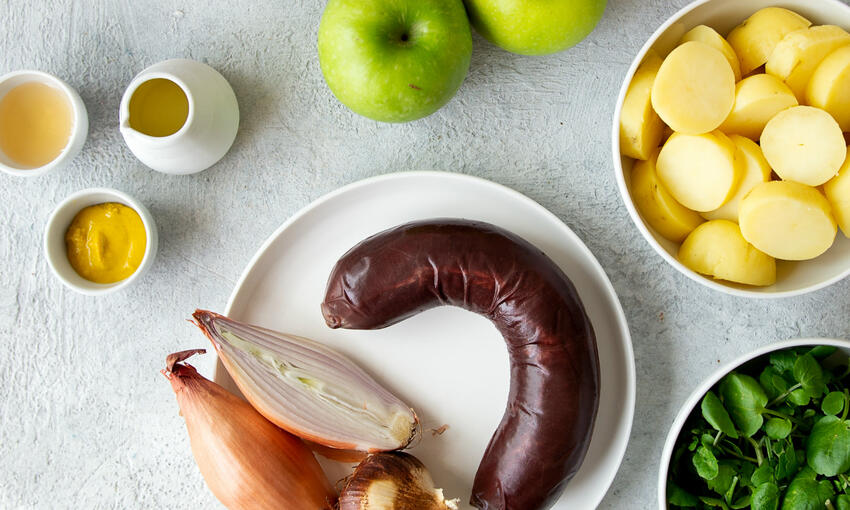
[
  {"left": 44, "top": 188, "right": 158, "bottom": 295},
  {"left": 612, "top": 0, "right": 850, "bottom": 298},
  {"left": 658, "top": 337, "right": 850, "bottom": 509},
  {"left": 0, "top": 70, "right": 88, "bottom": 177},
  {"left": 214, "top": 171, "right": 635, "bottom": 509}
]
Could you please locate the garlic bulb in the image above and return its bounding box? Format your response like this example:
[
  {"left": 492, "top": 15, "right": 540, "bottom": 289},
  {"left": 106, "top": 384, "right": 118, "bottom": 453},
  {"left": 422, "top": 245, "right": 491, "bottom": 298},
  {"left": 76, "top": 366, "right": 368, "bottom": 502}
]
[{"left": 339, "top": 452, "right": 459, "bottom": 510}]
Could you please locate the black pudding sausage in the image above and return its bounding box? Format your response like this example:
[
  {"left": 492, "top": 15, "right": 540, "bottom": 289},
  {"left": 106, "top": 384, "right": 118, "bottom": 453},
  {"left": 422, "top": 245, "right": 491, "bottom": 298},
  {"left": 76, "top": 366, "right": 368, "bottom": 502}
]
[{"left": 321, "top": 219, "right": 600, "bottom": 510}]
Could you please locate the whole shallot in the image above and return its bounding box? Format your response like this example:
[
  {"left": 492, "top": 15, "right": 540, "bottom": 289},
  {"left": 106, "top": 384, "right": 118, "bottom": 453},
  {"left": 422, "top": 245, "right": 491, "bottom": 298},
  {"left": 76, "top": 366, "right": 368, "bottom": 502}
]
[{"left": 163, "top": 349, "right": 336, "bottom": 510}]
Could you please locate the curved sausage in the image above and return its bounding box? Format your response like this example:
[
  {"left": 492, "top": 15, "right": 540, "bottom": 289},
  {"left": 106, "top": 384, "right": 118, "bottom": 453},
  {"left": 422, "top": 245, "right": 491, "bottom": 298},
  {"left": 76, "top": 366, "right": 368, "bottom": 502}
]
[{"left": 321, "top": 219, "right": 599, "bottom": 510}]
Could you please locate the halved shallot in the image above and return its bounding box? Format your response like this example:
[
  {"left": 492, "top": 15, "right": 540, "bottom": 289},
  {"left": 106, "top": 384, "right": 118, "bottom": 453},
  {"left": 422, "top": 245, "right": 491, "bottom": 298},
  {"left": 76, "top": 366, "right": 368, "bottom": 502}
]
[
  {"left": 192, "top": 310, "right": 419, "bottom": 453},
  {"left": 162, "top": 349, "right": 336, "bottom": 510}
]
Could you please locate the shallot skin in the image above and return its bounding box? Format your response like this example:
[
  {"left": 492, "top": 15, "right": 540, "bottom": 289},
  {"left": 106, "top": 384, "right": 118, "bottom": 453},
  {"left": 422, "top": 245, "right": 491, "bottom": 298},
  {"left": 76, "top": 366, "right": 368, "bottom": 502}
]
[
  {"left": 321, "top": 220, "right": 600, "bottom": 510},
  {"left": 164, "top": 350, "right": 336, "bottom": 510}
]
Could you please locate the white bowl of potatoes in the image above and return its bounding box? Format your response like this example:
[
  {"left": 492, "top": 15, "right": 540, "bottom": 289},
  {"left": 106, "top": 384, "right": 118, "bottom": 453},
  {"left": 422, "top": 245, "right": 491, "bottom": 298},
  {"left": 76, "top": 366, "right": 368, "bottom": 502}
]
[{"left": 613, "top": 0, "right": 850, "bottom": 297}]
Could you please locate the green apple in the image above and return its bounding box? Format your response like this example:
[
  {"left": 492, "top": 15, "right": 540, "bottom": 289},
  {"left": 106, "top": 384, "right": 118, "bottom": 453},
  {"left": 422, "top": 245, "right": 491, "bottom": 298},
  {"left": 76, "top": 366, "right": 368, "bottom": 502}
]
[
  {"left": 318, "top": 0, "right": 472, "bottom": 123},
  {"left": 464, "top": 0, "right": 607, "bottom": 55}
]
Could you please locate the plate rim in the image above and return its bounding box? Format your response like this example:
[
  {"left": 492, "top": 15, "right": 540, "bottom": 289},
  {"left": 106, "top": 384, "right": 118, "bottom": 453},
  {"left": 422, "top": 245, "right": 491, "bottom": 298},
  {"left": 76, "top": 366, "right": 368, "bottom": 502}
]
[{"left": 222, "top": 170, "right": 636, "bottom": 506}]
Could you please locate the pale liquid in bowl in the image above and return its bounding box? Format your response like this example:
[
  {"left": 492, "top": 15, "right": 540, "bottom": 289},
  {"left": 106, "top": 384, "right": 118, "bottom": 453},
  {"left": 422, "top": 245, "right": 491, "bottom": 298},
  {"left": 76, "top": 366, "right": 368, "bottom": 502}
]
[
  {"left": 0, "top": 82, "right": 72, "bottom": 168},
  {"left": 128, "top": 78, "right": 189, "bottom": 137}
]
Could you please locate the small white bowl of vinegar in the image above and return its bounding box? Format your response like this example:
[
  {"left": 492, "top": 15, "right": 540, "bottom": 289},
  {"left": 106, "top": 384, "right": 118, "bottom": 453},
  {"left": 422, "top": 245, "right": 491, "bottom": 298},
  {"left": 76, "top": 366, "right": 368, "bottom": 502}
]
[{"left": 0, "top": 70, "right": 88, "bottom": 177}]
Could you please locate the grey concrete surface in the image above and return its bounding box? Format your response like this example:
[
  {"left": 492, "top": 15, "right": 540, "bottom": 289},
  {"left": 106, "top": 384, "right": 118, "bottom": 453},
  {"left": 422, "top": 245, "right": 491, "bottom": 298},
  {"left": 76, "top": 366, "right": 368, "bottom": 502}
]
[{"left": 1, "top": 0, "right": 848, "bottom": 508}]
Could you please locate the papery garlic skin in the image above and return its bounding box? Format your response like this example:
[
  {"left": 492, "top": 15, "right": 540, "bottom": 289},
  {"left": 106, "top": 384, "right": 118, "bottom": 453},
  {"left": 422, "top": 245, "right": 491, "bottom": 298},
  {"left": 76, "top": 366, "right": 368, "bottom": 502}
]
[
  {"left": 339, "top": 452, "right": 459, "bottom": 510},
  {"left": 163, "top": 350, "right": 336, "bottom": 510},
  {"left": 193, "top": 310, "right": 419, "bottom": 453}
]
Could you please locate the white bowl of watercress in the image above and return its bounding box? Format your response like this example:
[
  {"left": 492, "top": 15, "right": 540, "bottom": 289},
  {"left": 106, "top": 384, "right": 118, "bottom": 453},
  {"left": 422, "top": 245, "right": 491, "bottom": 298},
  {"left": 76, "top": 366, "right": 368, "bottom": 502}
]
[{"left": 659, "top": 338, "right": 850, "bottom": 510}]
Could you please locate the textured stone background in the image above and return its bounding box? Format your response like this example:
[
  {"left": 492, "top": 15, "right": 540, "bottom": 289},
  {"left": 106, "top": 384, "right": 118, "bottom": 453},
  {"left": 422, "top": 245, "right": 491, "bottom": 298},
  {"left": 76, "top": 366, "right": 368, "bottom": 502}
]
[{"left": 1, "top": 0, "right": 849, "bottom": 508}]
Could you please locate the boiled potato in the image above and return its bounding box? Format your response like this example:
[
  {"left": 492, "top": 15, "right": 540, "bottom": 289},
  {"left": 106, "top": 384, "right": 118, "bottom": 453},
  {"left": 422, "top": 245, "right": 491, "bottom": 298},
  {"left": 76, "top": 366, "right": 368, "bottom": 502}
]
[
  {"left": 657, "top": 131, "right": 741, "bottom": 212},
  {"left": 766, "top": 25, "right": 850, "bottom": 99},
  {"left": 630, "top": 149, "right": 704, "bottom": 242},
  {"left": 680, "top": 25, "right": 742, "bottom": 81},
  {"left": 702, "top": 135, "right": 771, "bottom": 222},
  {"left": 620, "top": 52, "right": 665, "bottom": 160},
  {"left": 727, "top": 7, "right": 812, "bottom": 75},
  {"left": 678, "top": 220, "right": 776, "bottom": 286},
  {"left": 719, "top": 74, "right": 798, "bottom": 140},
  {"left": 739, "top": 181, "right": 837, "bottom": 260},
  {"left": 651, "top": 41, "right": 736, "bottom": 135},
  {"left": 761, "top": 106, "right": 846, "bottom": 186},
  {"left": 823, "top": 149, "right": 850, "bottom": 237},
  {"left": 807, "top": 45, "right": 850, "bottom": 132}
]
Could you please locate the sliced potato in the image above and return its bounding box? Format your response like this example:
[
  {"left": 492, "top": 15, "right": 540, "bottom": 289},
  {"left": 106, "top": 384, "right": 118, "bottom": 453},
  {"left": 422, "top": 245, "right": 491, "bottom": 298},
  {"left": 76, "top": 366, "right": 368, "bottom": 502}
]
[
  {"left": 678, "top": 220, "right": 776, "bottom": 286},
  {"left": 807, "top": 45, "right": 850, "bottom": 132},
  {"left": 766, "top": 25, "right": 850, "bottom": 99},
  {"left": 761, "top": 106, "right": 846, "bottom": 186},
  {"left": 630, "top": 149, "right": 704, "bottom": 242},
  {"left": 702, "top": 135, "right": 771, "bottom": 222},
  {"left": 727, "top": 7, "right": 812, "bottom": 75},
  {"left": 620, "top": 52, "right": 666, "bottom": 160},
  {"left": 680, "top": 25, "right": 742, "bottom": 81},
  {"left": 651, "top": 41, "right": 736, "bottom": 135},
  {"left": 657, "top": 131, "right": 740, "bottom": 212},
  {"left": 739, "top": 181, "right": 837, "bottom": 260},
  {"left": 719, "top": 74, "right": 798, "bottom": 140},
  {"left": 823, "top": 149, "right": 850, "bottom": 237}
]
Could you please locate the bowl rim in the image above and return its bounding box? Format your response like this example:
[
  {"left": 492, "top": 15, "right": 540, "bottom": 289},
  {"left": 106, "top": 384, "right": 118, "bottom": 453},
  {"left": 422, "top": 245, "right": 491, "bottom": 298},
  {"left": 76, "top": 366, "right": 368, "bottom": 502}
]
[
  {"left": 43, "top": 187, "right": 158, "bottom": 295},
  {"left": 657, "top": 336, "right": 850, "bottom": 509},
  {"left": 0, "top": 69, "right": 89, "bottom": 178},
  {"left": 611, "top": 0, "right": 850, "bottom": 299}
]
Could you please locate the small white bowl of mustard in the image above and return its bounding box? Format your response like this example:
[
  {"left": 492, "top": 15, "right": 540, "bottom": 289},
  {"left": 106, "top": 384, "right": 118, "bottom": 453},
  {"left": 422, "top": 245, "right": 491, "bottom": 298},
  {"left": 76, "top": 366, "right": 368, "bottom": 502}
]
[{"left": 44, "top": 188, "right": 158, "bottom": 295}]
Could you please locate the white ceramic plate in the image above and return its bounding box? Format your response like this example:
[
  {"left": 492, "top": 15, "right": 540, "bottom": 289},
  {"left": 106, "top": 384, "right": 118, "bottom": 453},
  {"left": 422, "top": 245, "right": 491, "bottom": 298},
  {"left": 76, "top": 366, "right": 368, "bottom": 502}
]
[{"left": 216, "top": 171, "right": 635, "bottom": 509}]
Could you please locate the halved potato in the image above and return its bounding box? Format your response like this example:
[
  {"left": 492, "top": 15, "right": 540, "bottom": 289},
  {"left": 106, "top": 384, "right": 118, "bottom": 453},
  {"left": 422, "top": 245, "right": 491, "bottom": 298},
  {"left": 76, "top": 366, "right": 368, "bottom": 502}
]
[
  {"left": 807, "top": 45, "right": 850, "bottom": 132},
  {"left": 719, "top": 74, "right": 798, "bottom": 140},
  {"left": 760, "top": 106, "right": 846, "bottom": 186},
  {"left": 657, "top": 131, "right": 741, "bottom": 212},
  {"left": 681, "top": 25, "right": 742, "bottom": 81},
  {"left": 766, "top": 25, "right": 850, "bottom": 99},
  {"left": 630, "top": 149, "right": 704, "bottom": 243},
  {"left": 620, "top": 52, "right": 666, "bottom": 160},
  {"left": 727, "top": 7, "right": 812, "bottom": 75},
  {"left": 678, "top": 220, "right": 776, "bottom": 286},
  {"left": 739, "top": 181, "right": 837, "bottom": 260},
  {"left": 702, "top": 135, "right": 771, "bottom": 222},
  {"left": 651, "top": 41, "right": 736, "bottom": 135},
  {"left": 823, "top": 149, "right": 850, "bottom": 237}
]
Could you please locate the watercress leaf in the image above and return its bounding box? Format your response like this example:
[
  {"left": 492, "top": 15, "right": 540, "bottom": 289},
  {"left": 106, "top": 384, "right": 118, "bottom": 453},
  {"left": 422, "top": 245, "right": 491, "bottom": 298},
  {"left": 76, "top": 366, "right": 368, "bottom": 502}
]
[
  {"left": 719, "top": 373, "right": 768, "bottom": 437},
  {"left": 667, "top": 481, "right": 699, "bottom": 507},
  {"left": 731, "top": 493, "right": 751, "bottom": 509},
  {"left": 700, "top": 496, "right": 731, "bottom": 509},
  {"left": 702, "top": 391, "right": 739, "bottom": 438},
  {"left": 751, "top": 482, "right": 780, "bottom": 510},
  {"left": 802, "top": 408, "right": 816, "bottom": 419},
  {"left": 765, "top": 417, "right": 793, "bottom": 439},
  {"left": 807, "top": 415, "right": 850, "bottom": 476},
  {"left": 771, "top": 351, "right": 798, "bottom": 375},
  {"left": 823, "top": 391, "right": 846, "bottom": 416},
  {"left": 794, "top": 354, "right": 826, "bottom": 398},
  {"left": 701, "top": 433, "right": 716, "bottom": 449},
  {"left": 688, "top": 435, "right": 699, "bottom": 451},
  {"left": 788, "top": 388, "right": 810, "bottom": 406},
  {"left": 707, "top": 462, "right": 736, "bottom": 495},
  {"left": 809, "top": 345, "right": 838, "bottom": 359},
  {"left": 760, "top": 366, "right": 790, "bottom": 401},
  {"left": 774, "top": 442, "right": 799, "bottom": 483},
  {"left": 837, "top": 494, "right": 850, "bottom": 510},
  {"left": 694, "top": 445, "right": 720, "bottom": 480},
  {"left": 781, "top": 468, "right": 821, "bottom": 510},
  {"left": 818, "top": 479, "right": 836, "bottom": 505},
  {"left": 752, "top": 463, "right": 775, "bottom": 486}
]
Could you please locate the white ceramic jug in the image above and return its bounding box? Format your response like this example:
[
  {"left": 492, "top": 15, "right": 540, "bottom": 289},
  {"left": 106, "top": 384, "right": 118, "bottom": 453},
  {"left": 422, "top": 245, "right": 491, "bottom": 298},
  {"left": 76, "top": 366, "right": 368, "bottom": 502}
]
[{"left": 119, "top": 59, "right": 239, "bottom": 175}]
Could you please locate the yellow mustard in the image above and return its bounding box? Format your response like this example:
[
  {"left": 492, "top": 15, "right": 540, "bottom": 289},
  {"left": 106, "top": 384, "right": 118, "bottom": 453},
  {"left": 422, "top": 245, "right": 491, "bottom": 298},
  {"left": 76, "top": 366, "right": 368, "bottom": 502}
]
[{"left": 65, "top": 203, "right": 146, "bottom": 284}]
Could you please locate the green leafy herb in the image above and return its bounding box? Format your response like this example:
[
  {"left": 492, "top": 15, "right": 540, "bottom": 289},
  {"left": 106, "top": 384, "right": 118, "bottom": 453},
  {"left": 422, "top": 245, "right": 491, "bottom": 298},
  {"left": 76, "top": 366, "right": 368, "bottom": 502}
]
[{"left": 667, "top": 345, "right": 850, "bottom": 510}]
